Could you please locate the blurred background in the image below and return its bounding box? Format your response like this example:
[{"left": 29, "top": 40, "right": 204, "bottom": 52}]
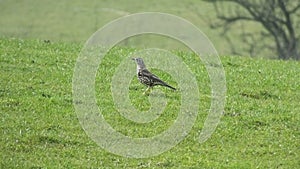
[{"left": 1, "top": 0, "right": 299, "bottom": 60}]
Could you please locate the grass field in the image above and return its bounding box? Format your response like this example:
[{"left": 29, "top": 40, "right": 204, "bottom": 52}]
[
  {"left": 1, "top": 38, "right": 299, "bottom": 168},
  {"left": 0, "top": 0, "right": 214, "bottom": 41},
  {"left": 0, "top": 0, "right": 269, "bottom": 58}
]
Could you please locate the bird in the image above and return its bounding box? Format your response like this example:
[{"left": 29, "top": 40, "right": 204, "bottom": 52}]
[{"left": 132, "top": 57, "right": 176, "bottom": 94}]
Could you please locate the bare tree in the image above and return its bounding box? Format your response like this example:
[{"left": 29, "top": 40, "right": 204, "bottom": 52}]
[{"left": 207, "top": 0, "right": 300, "bottom": 60}]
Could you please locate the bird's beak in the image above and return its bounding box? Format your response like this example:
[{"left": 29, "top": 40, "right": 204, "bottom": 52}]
[{"left": 131, "top": 58, "right": 136, "bottom": 61}]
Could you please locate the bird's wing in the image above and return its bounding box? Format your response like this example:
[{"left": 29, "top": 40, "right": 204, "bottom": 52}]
[
  {"left": 141, "top": 69, "right": 167, "bottom": 84},
  {"left": 140, "top": 69, "right": 176, "bottom": 90},
  {"left": 141, "top": 69, "right": 158, "bottom": 79}
]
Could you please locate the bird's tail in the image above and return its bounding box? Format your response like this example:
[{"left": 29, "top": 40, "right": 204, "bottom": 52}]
[{"left": 164, "top": 84, "right": 176, "bottom": 90}]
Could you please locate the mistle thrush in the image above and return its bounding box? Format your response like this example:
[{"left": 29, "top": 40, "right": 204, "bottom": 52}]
[{"left": 132, "top": 58, "right": 176, "bottom": 94}]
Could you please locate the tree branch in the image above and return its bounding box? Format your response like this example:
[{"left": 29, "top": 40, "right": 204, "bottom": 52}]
[
  {"left": 289, "top": 3, "right": 300, "bottom": 14},
  {"left": 207, "top": 0, "right": 300, "bottom": 59}
]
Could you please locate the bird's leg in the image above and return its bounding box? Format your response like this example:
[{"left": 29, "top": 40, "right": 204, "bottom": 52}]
[
  {"left": 143, "top": 86, "right": 152, "bottom": 95},
  {"left": 143, "top": 87, "right": 150, "bottom": 95}
]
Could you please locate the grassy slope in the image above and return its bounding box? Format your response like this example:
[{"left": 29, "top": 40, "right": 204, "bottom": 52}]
[
  {"left": 0, "top": 0, "right": 215, "bottom": 41},
  {"left": 0, "top": 0, "right": 266, "bottom": 57},
  {"left": 1, "top": 38, "right": 299, "bottom": 168}
]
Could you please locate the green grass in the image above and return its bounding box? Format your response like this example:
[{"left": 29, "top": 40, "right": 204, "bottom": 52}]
[
  {"left": 0, "top": 0, "right": 215, "bottom": 42},
  {"left": 1, "top": 38, "right": 299, "bottom": 168},
  {"left": 0, "top": 0, "right": 269, "bottom": 57}
]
